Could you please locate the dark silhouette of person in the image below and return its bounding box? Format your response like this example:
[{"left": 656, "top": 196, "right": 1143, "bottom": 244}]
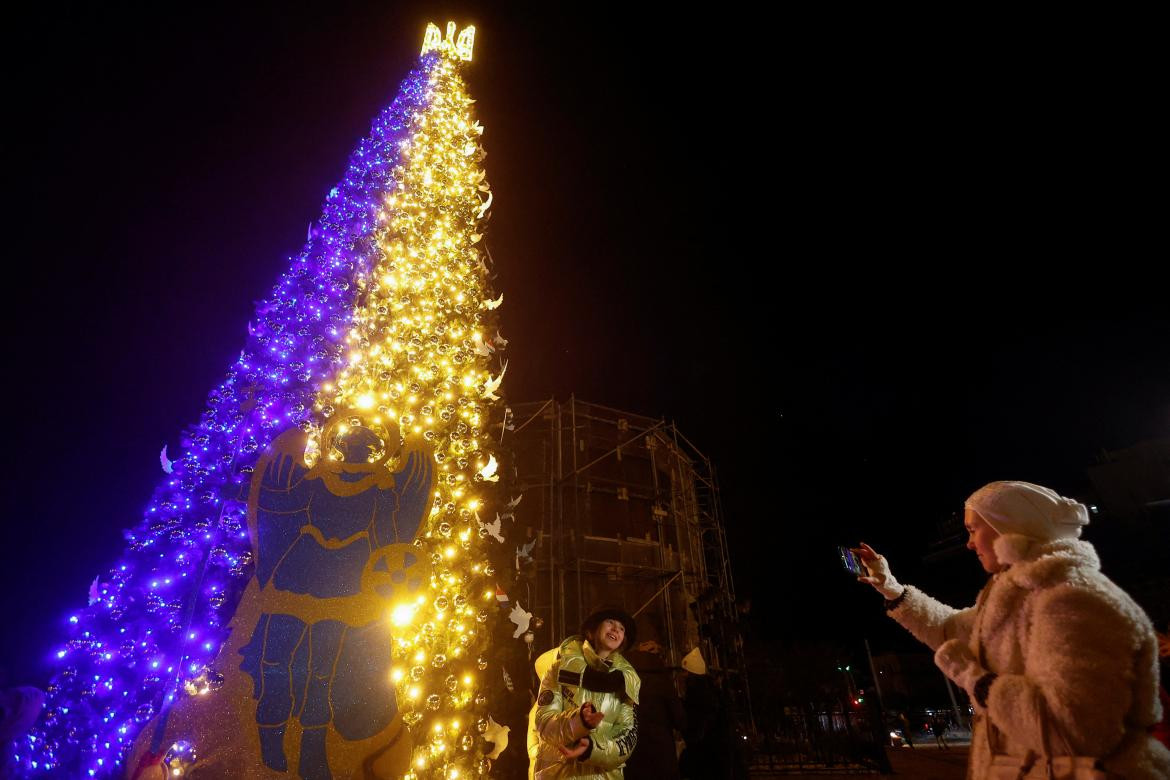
[
  {"left": 679, "top": 648, "right": 733, "bottom": 780},
  {"left": 624, "top": 640, "right": 685, "bottom": 780},
  {"left": 896, "top": 711, "right": 915, "bottom": 749},
  {"left": 929, "top": 712, "right": 950, "bottom": 748}
]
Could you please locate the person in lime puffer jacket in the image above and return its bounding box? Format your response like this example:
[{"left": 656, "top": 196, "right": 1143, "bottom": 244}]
[{"left": 530, "top": 608, "right": 641, "bottom": 779}]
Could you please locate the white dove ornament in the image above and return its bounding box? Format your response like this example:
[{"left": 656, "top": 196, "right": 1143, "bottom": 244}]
[
  {"left": 476, "top": 511, "right": 505, "bottom": 544},
  {"left": 477, "top": 454, "right": 499, "bottom": 482},
  {"left": 509, "top": 602, "right": 533, "bottom": 639},
  {"left": 484, "top": 716, "right": 510, "bottom": 760},
  {"left": 482, "top": 360, "right": 507, "bottom": 401}
]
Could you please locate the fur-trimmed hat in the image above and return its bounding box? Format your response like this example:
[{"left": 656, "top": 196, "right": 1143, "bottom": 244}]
[
  {"left": 580, "top": 607, "right": 636, "bottom": 651},
  {"left": 965, "top": 481, "right": 1089, "bottom": 542}
]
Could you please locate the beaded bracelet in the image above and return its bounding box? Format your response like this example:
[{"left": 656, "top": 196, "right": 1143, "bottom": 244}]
[{"left": 884, "top": 588, "right": 909, "bottom": 612}]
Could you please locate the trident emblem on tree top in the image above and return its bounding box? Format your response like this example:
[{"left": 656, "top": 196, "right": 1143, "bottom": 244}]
[{"left": 422, "top": 22, "right": 475, "bottom": 61}]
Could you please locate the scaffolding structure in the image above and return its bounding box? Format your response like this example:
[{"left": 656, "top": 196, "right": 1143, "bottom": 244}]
[{"left": 500, "top": 396, "right": 750, "bottom": 723}]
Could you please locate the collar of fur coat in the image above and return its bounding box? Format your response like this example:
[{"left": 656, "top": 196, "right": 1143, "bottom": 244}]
[{"left": 993, "top": 534, "right": 1100, "bottom": 589}]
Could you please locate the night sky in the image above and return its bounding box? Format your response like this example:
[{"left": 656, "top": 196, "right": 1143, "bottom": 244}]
[{"left": 3, "top": 4, "right": 1166, "bottom": 684}]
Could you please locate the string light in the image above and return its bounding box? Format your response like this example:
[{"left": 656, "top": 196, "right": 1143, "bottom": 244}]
[{"left": 309, "top": 23, "right": 496, "bottom": 777}]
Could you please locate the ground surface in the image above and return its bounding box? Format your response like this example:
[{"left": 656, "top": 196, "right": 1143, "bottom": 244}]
[{"left": 750, "top": 744, "right": 969, "bottom": 779}]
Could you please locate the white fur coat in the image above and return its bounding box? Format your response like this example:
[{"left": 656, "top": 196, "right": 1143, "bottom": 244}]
[{"left": 890, "top": 535, "right": 1170, "bottom": 779}]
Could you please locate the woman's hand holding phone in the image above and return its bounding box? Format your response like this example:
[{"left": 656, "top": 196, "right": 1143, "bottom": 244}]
[{"left": 853, "top": 542, "right": 905, "bottom": 600}]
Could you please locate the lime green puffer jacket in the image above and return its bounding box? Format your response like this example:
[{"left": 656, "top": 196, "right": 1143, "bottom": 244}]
[{"left": 529, "top": 636, "right": 641, "bottom": 779}]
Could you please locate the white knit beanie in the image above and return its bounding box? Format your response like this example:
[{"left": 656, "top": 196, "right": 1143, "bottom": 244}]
[{"left": 965, "top": 481, "right": 1089, "bottom": 542}]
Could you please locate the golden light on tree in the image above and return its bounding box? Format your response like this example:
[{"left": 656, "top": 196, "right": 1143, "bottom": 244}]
[{"left": 307, "top": 23, "right": 501, "bottom": 779}]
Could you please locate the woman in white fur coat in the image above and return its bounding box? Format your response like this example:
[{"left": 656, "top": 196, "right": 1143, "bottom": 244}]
[{"left": 857, "top": 481, "right": 1170, "bottom": 779}]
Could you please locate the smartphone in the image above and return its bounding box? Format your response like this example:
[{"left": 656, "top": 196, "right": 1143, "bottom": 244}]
[{"left": 838, "top": 546, "right": 866, "bottom": 576}]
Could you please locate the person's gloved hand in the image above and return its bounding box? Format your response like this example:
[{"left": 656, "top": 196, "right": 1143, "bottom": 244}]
[
  {"left": 934, "top": 639, "right": 987, "bottom": 694},
  {"left": 855, "top": 543, "right": 905, "bottom": 600},
  {"left": 579, "top": 702, "right": 603, "bottom": 730},
  {"left": 558, "top": 737, "right": 591, "bottom": 761}
]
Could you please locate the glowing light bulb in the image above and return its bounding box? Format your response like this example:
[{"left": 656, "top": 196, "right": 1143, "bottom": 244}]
[{"left": 392, "top": 603, "right": 418, "bottom": 627}]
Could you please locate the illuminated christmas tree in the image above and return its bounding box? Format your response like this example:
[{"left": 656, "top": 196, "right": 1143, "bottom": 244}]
[{"left": 17, "top": 22, "right": 503, "bottom": 780}]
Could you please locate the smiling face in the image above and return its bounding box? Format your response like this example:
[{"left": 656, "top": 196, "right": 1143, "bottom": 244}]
[
  {"left": 965, "top": 507, "right": 1002, "bottom": 573},
  {"left": 592, "top": 618, "right": 626, "bottom": 658}
]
